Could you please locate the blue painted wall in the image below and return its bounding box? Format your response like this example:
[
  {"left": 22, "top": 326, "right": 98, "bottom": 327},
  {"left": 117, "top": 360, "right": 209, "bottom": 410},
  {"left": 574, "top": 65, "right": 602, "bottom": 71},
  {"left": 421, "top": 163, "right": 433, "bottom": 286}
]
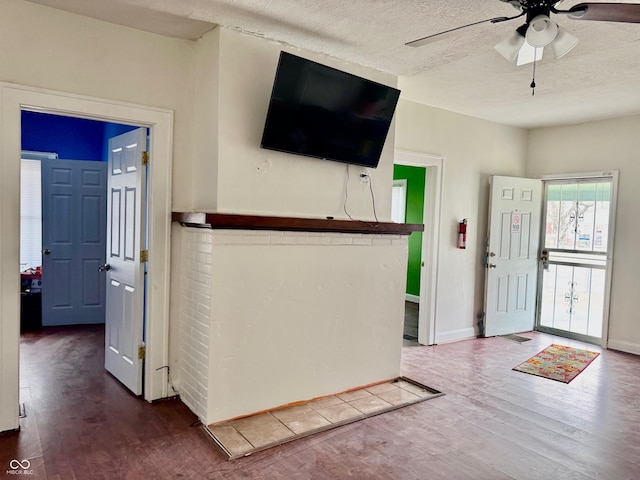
[
  {"left": 21, "top": 111, "right": 137, "bottom": 161},
  {"left": 102, "top": 122, "right": 143, "bottom": 161}
]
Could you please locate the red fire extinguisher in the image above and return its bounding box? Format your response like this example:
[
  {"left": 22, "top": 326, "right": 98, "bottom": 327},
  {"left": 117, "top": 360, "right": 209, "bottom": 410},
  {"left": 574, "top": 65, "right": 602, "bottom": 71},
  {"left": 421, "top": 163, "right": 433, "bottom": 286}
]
[{"left": 458, "top": 219, "right": 468, "bottom": 249}]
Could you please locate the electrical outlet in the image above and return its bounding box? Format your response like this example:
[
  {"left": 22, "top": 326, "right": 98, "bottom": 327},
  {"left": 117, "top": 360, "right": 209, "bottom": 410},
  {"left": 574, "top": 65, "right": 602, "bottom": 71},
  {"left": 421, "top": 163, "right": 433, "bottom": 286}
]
[{"left": 360, "top": 169, "right": 369, "bottom": 183}]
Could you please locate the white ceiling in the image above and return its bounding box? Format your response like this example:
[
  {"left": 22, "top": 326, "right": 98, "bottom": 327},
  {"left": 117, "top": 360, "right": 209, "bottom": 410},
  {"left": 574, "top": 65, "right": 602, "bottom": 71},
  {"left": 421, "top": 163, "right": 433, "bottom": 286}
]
[{"left": 27, "top": 0, "right": 640, "bottom": 128}]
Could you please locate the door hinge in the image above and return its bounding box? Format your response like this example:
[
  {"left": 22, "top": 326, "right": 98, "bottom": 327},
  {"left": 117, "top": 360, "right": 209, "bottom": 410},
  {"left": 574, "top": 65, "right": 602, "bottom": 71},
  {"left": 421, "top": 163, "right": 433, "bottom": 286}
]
[
  {"left": 140, "top": 250, "right": 149, "bottom": 262},
  {"left": 141, "top": 151, "right": 149, "bottom": 165},
  {"left": 138, "top": 345, "right": 146, "bottom": 360}
]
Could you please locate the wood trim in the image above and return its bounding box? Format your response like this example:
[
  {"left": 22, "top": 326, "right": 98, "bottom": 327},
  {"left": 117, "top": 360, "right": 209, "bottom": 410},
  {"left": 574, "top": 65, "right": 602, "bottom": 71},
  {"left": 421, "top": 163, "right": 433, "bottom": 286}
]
[{"left": 172, "top": 212, "right": 423, "bottom": 235}]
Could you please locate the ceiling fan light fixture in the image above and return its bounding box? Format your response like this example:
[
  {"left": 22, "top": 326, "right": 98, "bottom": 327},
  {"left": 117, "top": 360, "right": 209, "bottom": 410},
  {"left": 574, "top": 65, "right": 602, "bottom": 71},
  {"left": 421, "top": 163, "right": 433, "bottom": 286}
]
[
  {"left": 516, "top": 41, "right": 544, "bottom": 66},
  {"left": 525, "top": 15, "right": 558, "bottom": 48},
  {"left": 494, "top": 30, "right": 525, "bottom": 63},
  {"left": 549, "top": 26, "right": 579, "bottom": 59}
]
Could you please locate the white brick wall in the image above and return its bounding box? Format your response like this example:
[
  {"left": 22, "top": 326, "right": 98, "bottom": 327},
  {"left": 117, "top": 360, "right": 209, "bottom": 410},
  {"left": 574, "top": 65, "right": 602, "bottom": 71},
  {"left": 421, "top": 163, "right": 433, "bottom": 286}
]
[
  {"left": 203, "top": 228, "right": 402, "bottom": 247},
  {"left": 178, "top": 229, "right": 214, "bottom": 420},
  {"left": 177, "top": 226, "right": 408, "bottom": 424}
]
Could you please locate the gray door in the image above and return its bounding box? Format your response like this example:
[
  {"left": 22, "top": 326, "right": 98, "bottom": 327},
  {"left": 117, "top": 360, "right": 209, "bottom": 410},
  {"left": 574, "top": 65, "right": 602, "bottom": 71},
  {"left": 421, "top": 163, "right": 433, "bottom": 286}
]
[{"left": 41, "top": 159, "right": 107, "bottom": 326}]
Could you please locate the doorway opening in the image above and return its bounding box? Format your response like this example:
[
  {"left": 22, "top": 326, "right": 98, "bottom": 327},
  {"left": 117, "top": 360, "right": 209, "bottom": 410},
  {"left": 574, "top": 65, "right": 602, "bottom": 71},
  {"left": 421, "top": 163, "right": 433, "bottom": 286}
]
[
  {"left": 1, "top": 83, "right": 174, "bottom": 433},
  {"left": 536, "top": 174, "right": 618, "bottom": 346},
  {"left": 20, "top": 111, "right": 139, "bottom": 327},
  {"left": 19, "top": 111, "right": 148, "bottom": 396},
  {"left": 393, "top": 150, "right": 443, "bottom": 346},
  {"left": 392, "top": 167, "right": 423, "bottom": 344}
]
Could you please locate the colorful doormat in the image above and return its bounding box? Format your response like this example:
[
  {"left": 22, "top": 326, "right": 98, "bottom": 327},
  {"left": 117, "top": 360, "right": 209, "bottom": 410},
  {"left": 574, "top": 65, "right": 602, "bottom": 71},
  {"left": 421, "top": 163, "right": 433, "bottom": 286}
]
[{"left": 513, "top": 344, "right": 600, "bottom": 383}]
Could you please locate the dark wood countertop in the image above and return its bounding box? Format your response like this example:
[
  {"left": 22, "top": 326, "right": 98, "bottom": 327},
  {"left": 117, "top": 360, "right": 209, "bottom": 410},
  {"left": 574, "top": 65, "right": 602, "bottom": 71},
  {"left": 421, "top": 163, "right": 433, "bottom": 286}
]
[{"left": 172, "top": 212, "right": 423, "bottom": 235}]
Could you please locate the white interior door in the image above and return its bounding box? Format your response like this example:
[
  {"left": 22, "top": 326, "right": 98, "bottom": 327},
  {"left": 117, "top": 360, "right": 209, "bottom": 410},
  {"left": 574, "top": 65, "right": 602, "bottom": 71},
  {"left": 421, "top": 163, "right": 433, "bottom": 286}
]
[
  {"left": 41, "top": 159, "right": 107, "bottom": 326},
  {"left": 484, "top": 176, "right": 542, "bottom": 336},
  {"left": 103, "top": 128, "right": 147, "bottom": 395}
]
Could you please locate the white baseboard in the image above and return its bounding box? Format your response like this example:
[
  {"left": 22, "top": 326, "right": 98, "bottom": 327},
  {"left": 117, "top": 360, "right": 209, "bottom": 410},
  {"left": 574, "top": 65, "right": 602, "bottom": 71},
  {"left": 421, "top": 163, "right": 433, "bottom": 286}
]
[
  {"left": 405, "top": 294, "right": 420, "bottom": 303},
  {"left": 435, "top": 327, "right": 476, "bottom": 345},
  {"left": 607, "top": 339, "right": 640, "bottom": 356}
]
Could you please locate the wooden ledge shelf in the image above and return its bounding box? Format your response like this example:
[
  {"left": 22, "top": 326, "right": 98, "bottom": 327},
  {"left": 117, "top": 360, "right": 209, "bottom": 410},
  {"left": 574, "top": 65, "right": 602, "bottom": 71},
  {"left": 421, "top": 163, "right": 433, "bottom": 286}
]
[{"left": 172, "top": 212, "right": 423, "bottom": 235}]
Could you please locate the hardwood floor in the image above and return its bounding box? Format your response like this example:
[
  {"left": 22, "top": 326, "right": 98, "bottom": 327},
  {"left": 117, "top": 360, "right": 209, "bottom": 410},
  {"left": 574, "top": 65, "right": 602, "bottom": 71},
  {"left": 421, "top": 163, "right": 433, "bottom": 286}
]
[
  {"left": 403, "top": 301, "right": 419, "bottom": 341},
  {"left": 2, "top": 325, "right": 639, "bottom": 479}
]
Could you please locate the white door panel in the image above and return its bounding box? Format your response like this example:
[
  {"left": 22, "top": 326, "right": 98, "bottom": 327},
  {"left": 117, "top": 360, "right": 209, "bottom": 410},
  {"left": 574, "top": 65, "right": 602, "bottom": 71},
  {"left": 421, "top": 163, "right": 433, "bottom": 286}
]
[
  {"left": 484, "top": 176, "right": 542, "bottom": 337},
  {"left": 103, "top": 128, "right": 146, "bottom": 395}
]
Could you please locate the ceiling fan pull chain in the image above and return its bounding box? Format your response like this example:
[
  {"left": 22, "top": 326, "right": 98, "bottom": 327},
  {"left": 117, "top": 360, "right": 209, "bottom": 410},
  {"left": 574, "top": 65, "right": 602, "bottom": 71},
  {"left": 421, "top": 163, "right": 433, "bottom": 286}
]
[{"left": 530, "top": 49, "right": 537, "bottom": 96}]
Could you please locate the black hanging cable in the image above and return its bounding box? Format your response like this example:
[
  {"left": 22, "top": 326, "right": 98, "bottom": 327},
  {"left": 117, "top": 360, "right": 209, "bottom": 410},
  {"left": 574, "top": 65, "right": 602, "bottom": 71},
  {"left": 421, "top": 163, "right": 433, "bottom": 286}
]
[
  {"left": 531, "top": 48, "right": 537, "bottom": 96},
  {"left": 344, "top": 165, "right": 379, "bottom": 226},
  {"left": 343, "top": 164, "right": 355, "bottom": 220},
  {"left": 367, "top": 175, "right": 379, "bottom": 223},
  {"left": 156, "top": 365, "right": 178, "bottom": 396}
]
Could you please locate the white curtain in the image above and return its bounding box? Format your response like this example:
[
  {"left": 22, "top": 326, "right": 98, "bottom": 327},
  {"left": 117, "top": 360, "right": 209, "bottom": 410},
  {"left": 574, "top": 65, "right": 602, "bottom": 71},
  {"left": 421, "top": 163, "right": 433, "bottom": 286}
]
[{"left": 391, "top": 179, "right": 407, "bottom": 224}]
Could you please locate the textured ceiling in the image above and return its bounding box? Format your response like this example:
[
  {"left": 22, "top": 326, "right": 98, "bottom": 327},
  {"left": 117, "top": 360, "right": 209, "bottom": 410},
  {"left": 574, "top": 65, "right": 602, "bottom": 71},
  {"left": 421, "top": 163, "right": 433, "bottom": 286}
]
[{"left": 27, "top": 0, "right": 640, "bottom": 128}]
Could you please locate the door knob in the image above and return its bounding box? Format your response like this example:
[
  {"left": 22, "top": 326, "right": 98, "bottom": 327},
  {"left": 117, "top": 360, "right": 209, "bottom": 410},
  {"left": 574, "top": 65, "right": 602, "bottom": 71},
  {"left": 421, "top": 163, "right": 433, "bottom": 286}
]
[
  {"left": 98, "top": 263, "right": 111, "bottom": 272},
  {"left": 488, "top": 263, "right": 497, "bottom": 269},
  {"left": 42, "top": 249, "right": 51, "bottom": 256}
]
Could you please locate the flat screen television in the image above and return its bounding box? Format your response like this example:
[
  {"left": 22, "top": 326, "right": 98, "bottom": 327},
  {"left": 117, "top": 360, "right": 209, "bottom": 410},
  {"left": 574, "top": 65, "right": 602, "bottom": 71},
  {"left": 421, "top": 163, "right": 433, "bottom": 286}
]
[{"left": 260, "top": 52, "right": 401, "bottom": 169}]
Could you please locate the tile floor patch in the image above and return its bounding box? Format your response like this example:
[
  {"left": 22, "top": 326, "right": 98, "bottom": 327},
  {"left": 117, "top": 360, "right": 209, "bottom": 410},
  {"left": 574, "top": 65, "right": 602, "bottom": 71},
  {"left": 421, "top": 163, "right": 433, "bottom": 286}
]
[
  {"left": 365, "top": 382, "right": 400, "bottom": 395},
  {"left": 396, "top": 380, "right": 433, "bottom": 397},
  {"left": 271, "top": 405, "right": 331, "bottom": 434},
  {"left": 307, "top": 395, "right": 344, "bottom": 410},
  {"left": 337, "top": 389, "right": 372, "bottom": 402},
  {"left": 350, "top": 395, "right": 392, "bottom": 414},
  {"left": 206, "top": 377, "right": 443, "bottom": 460},
  {"left": 208, "top": 425, "right": 253, "bottom": 456},
  {"left": 314, "top": 402, "right": 363, "bottom": 423},
  {"left": 377, "top": 387, "right": 420, "bottom": 406},
  {"left": 231, "top": 413, "right": 295, "bottom": 448}
]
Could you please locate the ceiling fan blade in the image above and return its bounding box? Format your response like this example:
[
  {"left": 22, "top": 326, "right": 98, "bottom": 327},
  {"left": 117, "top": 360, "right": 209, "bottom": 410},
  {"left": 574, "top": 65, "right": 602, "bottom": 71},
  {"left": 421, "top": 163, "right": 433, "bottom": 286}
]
[
  {"left": 406, "top": 14, "right": 522, "bottom": 47},
  {"left": 568, "top": 3, "right": 640, "bottom": 23}
]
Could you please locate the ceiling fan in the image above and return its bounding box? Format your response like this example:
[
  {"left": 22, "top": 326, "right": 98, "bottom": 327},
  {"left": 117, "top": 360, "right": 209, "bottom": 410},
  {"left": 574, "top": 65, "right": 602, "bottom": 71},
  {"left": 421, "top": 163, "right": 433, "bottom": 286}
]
[{"left": 406, "top": 1, "right": 640, "bottom": 67}]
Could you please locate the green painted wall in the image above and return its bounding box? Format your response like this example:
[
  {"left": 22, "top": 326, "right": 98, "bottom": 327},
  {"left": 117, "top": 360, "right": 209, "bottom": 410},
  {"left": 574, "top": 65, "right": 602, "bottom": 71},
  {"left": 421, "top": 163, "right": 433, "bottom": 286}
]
[{"left": 393, "top": 164, "right": 425, "bottom": 297}]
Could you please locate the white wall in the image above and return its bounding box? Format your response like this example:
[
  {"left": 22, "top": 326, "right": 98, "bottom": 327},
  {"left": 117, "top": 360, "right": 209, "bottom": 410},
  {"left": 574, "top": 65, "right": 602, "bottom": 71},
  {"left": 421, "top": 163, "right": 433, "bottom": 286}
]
[
  {"left": 394, "top": 99, "right": 528, "bottom": 342},
  {"left": 191, "top": 28, "right": 221, "bottom": 212},
  {"left": 528, "top": 115, "right": 640, "bottom": 354},
  {"left": 0, "top": 2, "right": 408, "bottom": 431},
  {"left": 0, "top": 0, "right": 195, "bottom": 210},
  {"left": 173, "top": 29, "right": 410, "bottom": 424},
  {"left": 176, "top": 228, "right": 407, "bottom": 425},
  {"left": 209, "top": 29, "right": 398, "bottom": 220}
]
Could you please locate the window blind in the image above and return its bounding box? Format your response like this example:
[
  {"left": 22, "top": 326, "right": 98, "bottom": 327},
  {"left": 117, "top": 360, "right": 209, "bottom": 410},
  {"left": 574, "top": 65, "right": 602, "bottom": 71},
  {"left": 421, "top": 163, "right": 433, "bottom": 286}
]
[{"left": 20, "top": 159, "right": 42, "bottom": 268}]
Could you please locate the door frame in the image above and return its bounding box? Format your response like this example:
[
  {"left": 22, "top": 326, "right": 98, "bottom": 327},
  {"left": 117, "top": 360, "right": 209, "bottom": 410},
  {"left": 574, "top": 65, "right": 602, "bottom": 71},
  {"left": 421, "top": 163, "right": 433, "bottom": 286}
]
[
  {"left": 394, "top": 150, "right": 444, "bottom": 346},
  {"left": 0, "top": 83, "right": 173, "bottom": 432},
  {"left": 536, "top": 170, "right": 619, "bottom": 349}
]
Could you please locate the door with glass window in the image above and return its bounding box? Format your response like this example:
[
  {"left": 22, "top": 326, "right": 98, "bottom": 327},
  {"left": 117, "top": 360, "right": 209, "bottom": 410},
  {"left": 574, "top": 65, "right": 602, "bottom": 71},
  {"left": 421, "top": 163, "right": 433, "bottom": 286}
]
[{"left": 537, "top": 178, "right": 615, "bottom": 343}]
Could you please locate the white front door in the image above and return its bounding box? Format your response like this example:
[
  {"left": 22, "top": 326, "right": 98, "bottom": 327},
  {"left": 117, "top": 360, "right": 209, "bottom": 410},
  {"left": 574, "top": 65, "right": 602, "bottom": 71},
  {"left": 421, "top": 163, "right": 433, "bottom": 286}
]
[
  {"left": 103, "top": 128, "right": 147, "bottom": 395},
  {"left": 537, "top": 178, "right": 615, "bottom": 343},
  {"left": 484, "top": 176, "right": 542, "bottom": 336}
]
